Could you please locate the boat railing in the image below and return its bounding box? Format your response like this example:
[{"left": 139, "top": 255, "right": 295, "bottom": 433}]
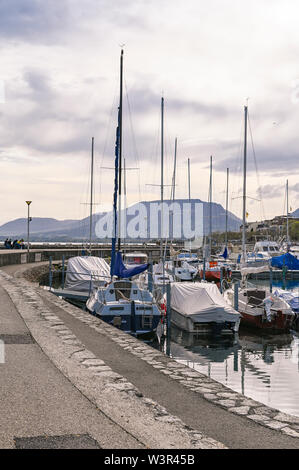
[{"left": 94, "top": 280, "right": 157, "bottom": 310}]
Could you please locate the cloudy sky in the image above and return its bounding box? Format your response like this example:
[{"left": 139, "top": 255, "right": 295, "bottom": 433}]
[{"left": 0, "top": 0, "right": 298, "bottom": 226}]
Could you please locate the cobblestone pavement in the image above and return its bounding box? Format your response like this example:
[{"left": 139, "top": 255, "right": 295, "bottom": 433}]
[{"left": 1, "top": 268, "right": 299, "bottom": 448}]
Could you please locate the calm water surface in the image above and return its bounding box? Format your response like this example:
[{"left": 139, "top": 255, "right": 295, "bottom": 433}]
[{"left": 158, "top": 279, "right": 299, "bottom": 418}]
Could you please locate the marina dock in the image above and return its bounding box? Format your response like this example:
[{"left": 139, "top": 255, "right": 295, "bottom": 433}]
[{"left": 0, "top": 255, "right": 299, "bottom": 449}]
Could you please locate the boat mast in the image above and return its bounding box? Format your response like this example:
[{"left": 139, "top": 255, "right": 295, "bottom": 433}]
[
  {"left": 188, "top": 158, "right": 191, "bottom": 251},
  {"left": 286, "top": 179, "right": 289, "bottom": 249},
  {"left": 242, "top": 105, "right": 248, "bottom": 263},
  {"left": 89, "top": 136, "right": 94, "bottom": 254},
  {"left": 118, "top": 49, "right": 124, "bottom": 252},
  {"left": 209, "top": 155, "right": 212, "bottom": 258},
  {"left": 160, "top": 96, "right": 164, "bottom": 262},
  {"left": 172, "top": 137, "right": 177, "bottom": 201},
  {"left": 225, "top": 167, "right": 229, "bottom": 249}
]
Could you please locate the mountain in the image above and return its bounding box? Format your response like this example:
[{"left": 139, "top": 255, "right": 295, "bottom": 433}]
[
  {"left": 291, "top": 208, "right": 299, "bottom": 218},
  {"left": 0, "top": 199, "right": 242, "bottom": 241},
  {"left": 0, "top": 217, "right": 78, "bottom": 237}
]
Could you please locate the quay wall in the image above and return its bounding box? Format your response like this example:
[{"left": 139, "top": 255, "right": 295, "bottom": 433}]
[{"left": 0, "top": 246, "right": 162, "bottom": 268}]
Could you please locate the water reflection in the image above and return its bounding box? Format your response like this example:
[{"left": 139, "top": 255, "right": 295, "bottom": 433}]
[{"left": 161, "top": 326, "right": 299, "bottom": 417}]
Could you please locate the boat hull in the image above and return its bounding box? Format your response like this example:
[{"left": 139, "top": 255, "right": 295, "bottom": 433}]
[
  {"left": 239, "top": 310, "right": 294, "bottom": 333},
  {"left": 171, "top": 307, "right": 239, "bottom": 335},
  {"left": 200, "top": 270, "right": 221, "bottom": 282}
]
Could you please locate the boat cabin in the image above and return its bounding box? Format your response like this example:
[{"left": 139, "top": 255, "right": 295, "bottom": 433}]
[{"left": 124, "top": 253, "right": 148, "bottom": 266}]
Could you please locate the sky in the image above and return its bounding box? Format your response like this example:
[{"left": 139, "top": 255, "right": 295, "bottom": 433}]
[{"left": 0, "top": 0, "right": 299, "bottom": 226}]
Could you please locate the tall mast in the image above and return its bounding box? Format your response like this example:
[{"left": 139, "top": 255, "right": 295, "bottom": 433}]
[
  {"left": 124, "top": 157, "right": 127, "bottom": 249},
  {"left": 118, "top": 49, "right": 124, "bottom": 252},
  {"left": 225, "top": 167, "right": 229, "bottom": 249},
  {"left": 172, "top": 137, "right": 177, "bottom": 201},
  {"left": 188, "top": 157, "right": 191, "bottom": 252},
  {"left": 286, "top": 179, "right": 289, "bottom": 248},
  {"left": 89, "top": 136, "right": 94, "bottom": 253},
  {"left": 160, "top": 96, "right": 164, "bottom": 262},
  {"left": 242, "top": 105, "right": 248, "bottom": 263},
  {"left": 188, "top": 158, "right": 191, "bottom": 200},
  {"left": 209, "top": 156, "right": 212, "bottom": 257}
]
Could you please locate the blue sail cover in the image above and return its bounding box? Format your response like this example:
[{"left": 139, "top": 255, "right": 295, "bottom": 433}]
[
  {"left": 112, "top": 251, "right": 149, "bottom": 278},
  {"left": 221, "top": 247, "right": 228, "bottom": 260},
  {"left": 271, "top": 253, "right": 299, "bottom": 270}
]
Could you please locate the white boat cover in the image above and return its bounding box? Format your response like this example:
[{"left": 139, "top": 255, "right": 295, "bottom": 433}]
[
  {"left": 171, "top": 282, "right": 240, "bottom": 322},
  {"left": 65, "top": 256, "right": 110, "bottom": 292},
  {"left": 241, "top": 264, "right": 270, "bottom": 276}
]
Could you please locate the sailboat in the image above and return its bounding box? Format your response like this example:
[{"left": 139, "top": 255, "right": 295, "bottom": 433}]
[
  {"left": 199, "top": 157, "right": 231, "bottom": 283},
  {"left": 224, "top": 106, "right": 295, "bottom": 333},
  {"left": 86, "top": 50, "right": 162, "bottom": 336},
  {"left": 51, "top": 138, "right": 112, "bottom": 304},
  {"left": 167, "top": 149, "right": 198, "bottom": 281}
]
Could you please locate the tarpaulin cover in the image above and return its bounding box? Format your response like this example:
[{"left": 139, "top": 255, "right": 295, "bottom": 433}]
[
  {"left": 112, "top": 251, "right": 149, "bottom": 278},
  {"left": 271, "top": 252, "right": 299, "bottom": 270},
  {"left": 65, "top": 256, "right": 110, "bottom": 292},
  {"left": 170, "top": 282, "right": 240, "bottom": 322},
  {"left": 274, "top": 289, "right": 299, "bottom": 313},
  {"left": 241, "top": 264, "right": 270, "bottom": 276}
]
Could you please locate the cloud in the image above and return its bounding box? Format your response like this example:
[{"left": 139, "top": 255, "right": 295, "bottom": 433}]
[
  {"left": 257, "top": 184, "right": 284, "bottom": 199},
  {"left": 0, "top": 0, "right": 70, "bottom": 43}
]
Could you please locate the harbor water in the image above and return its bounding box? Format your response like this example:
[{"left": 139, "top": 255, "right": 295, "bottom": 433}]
[{"left": 157, "top": 280, "right": 299, "bottom": 418}]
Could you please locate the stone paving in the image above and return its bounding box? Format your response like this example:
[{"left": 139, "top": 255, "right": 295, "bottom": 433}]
[
  {"left": 1, "top": 269, "right": 299, "bottom": 443},
  {"left": 0, "top": 270, "right": 225, "bottom": 449}
]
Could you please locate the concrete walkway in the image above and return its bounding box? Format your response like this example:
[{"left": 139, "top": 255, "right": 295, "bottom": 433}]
[
  {"left": 0, "top": 284, "right": 144, "bottom": 449},
  {"left": 1, "top": 263, "right": 299, "bottom": 449}
]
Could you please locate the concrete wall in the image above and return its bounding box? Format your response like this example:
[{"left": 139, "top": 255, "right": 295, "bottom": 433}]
[{"left": 0, "top": 247, "right": 162, "bottom": 268}]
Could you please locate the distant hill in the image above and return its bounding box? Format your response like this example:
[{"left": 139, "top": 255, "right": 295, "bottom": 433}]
[
  {"left": 0, "top": 199, "right": 242, "bottom": 241},
  {"left": 0, "top": 217, "right": 78, "bottom": 237},
  {"left": 291, "top": 208, "right": 299, "bottom": 218}
]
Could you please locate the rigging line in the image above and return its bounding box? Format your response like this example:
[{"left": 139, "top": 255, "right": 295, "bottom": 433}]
[
  {"left": 229, "top": 119, "right": 243, "bottom": 219},
  {"left": 247, "top": 111, "right": 267, "bottom": 222},
  {"left": 124, "top": 77, "right": 142, "bottom": 203},
  {"left": 98, "top": 79, "right": 119, "bottom": 210}
]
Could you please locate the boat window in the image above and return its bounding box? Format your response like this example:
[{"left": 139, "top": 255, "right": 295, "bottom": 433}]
[
  {"left": 125, "top": 256, "right": 147, "bottom": 265},
  {"left": 263, "top": 246, "right": 269, "bottom": 251}
]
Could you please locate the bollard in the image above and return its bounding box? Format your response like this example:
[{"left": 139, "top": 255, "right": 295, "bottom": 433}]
[
  {"left": 234, "top": 281, "right": 239, "bottom": 311},
  {"left": 166, "top": 282, "right": 171, "bottom": 357}
]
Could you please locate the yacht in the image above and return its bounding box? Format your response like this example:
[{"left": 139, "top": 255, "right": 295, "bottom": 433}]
[
  {"left": 247, "top": 241, "right": 283, "bottom": 263},
  {"left": 169, "top": 282, "right": 240, "bottom": 335},
  {"left": 86, "top": 280, "right": 162, "bottom": 336},
  {"left": 224, "top": 266, "right": 295, "bottom": 333}
]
